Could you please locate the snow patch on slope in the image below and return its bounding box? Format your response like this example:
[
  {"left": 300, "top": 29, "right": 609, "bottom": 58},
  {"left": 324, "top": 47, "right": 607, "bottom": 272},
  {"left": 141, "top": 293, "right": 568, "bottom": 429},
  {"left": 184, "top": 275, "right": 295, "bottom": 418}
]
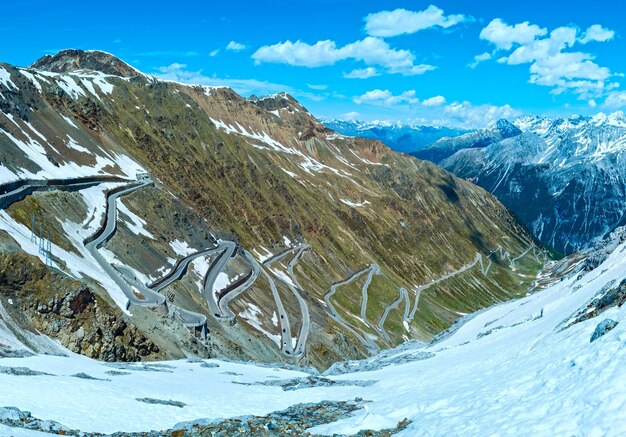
[{"left": 169, "top": 240, "right": 195, "bottom": 257}]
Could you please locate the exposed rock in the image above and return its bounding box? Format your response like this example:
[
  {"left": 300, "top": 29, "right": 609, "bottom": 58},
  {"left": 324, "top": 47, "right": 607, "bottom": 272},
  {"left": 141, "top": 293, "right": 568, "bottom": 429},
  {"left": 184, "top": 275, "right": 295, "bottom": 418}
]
[
  {"left": 105, "top": 362, "right": 174, "bottom": 373},
  {"left": 71, "top": 372, "right": 110, "bottom": 381},
  {"left": 258, "top": 375, "right": 376, "bottom": 391},
  {"left": 165, "top": 400, "right": 409, "bottom": 437},
  {"left": 0, "top": 406, "right": 73, "bottom": 435},
  {"left": 0, "top": 366, "right": 52, "bottom": 376},
  {"left": 104, "top": 370, "right": 131, "bottom": 376},
  {"left": 325, "top": 349, "right": 434, "bottom": 376},
  {"left": 136, "top": 398, "right": 186, "bottom": 408},
  {"left": 0, "top": 252, "right": 161, "bottom": 362},
  {"left": 590, "top": 319, "right": 618, "bottom": 342},
  {"left": 0, "top": 401, "right": 411, "bottom": 436},
  {"left": 0, "top": 348, "right": 35, "bottom": 358},
  {"left": 0, "top": 407, "right": 29, "bottom": 422},
  {"left": 30, "top": 49, "right": 141, "bottom": 78},
  {"left": 565, "top": 278, "right": 626, "bottom": 330}
]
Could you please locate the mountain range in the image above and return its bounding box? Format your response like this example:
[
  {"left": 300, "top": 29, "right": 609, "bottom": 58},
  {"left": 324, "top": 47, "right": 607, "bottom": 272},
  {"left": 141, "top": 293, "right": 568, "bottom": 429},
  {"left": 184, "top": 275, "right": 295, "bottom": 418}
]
[
  {"left": 0, "top": 49, "right": 544, "bottom": 370},
  {"left": 414, "top": 112, "right": 626, "bottom": 255},
  {"left": 2, "top": 48, "right": 626, "bottom": 436},
  {"left": 322, "top": 119, "right": 467, "bottom": 153}
]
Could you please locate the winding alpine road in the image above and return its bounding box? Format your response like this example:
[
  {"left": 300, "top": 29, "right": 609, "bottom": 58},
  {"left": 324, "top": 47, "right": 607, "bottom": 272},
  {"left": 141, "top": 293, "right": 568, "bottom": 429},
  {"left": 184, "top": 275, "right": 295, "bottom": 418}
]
[
  {"left": 285, "top": 245, "right": 311, "bottom": 356},
  {"left": 83, "top": 180, "right": 208, "bottom": 329},
  {"left": 254, "top": 251, "right": 294, "bottom": 355},
  {"left": 215, "top": 248, "right": 261, "bottom": 321},
  {"left": 359, "top": 264, "right": 381, "bottom": 336},
  {"left": 377, "top": 287, "right": 409, "bottom": 343},
  {"left": 324, "top": 265, "right": 380, "bottom": 353},
  {"left": 84, "top": 180, "right": 166, "bottom": 308},
  {"left": 265, "top": 245, "right": 311, "bottom": 356},
  {"left": 149, "top": 246, "right": 222, "bottom": 292}
]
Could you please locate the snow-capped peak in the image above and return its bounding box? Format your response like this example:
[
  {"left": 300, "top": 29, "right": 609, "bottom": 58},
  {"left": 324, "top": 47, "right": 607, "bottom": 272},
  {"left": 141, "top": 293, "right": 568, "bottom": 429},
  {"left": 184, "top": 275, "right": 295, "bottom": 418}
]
[
  {"left": 487, "top": 119, "right": 522, "bottom": 137},
  {"left": 606, "top": 111, "right": 626, "bottom": 127},
  {"left": 591, "top": 112, "right": 608, "bottom": 126},
  {"left": 513, "top": 114, "right": 553, "bottom": 135}
]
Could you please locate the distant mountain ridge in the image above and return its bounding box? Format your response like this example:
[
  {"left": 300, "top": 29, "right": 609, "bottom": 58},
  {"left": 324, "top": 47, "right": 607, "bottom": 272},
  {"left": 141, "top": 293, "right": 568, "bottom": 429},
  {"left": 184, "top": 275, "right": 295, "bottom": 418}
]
[
  {"left": 410, "top": 119, "right": 522, "bottom": 163},
  {"left": 322, "top": 119, "right": 467, "bottom": 153},
  {"left": 433, "top": 111, "right": 626, "bottom": 254}
]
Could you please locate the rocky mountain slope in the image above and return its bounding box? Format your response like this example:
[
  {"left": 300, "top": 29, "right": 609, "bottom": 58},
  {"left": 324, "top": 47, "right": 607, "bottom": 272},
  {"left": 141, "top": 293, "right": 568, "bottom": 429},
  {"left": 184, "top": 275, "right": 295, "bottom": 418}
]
[
  {"left": 0, "top": 50, "right": 545, "bottom": 369},
  {"left": 440, "top": 112, "right": 626, "bottom": 254},
  {"left": 322, "top": 119, "right": 466, "bottom": 154},
  {"left": 1, "top": 215, "right": 624, "bottom": 436},
  {"left": 411, "top": 119, "right": 522, "bottom": 163}
]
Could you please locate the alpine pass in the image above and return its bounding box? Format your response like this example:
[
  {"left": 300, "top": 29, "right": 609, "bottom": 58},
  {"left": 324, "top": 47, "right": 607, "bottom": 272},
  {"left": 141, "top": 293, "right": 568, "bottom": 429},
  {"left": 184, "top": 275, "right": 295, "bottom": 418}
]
[{"left": 0, "top": 1, "right": 625, "bottom": 436}]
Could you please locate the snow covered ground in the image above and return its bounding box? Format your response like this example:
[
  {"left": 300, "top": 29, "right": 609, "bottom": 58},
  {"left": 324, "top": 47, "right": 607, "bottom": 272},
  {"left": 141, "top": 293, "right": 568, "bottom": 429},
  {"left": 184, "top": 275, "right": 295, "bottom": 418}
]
[{"left": 2, "top": 236, "right": 626, "bottom": 435}]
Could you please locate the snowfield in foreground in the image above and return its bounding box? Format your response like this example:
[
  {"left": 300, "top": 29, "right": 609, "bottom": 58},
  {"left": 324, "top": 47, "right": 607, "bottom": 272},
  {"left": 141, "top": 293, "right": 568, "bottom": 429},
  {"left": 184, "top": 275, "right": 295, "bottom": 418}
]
[{"left": 2, "top": 238, "right": 626, "bottom": 435}]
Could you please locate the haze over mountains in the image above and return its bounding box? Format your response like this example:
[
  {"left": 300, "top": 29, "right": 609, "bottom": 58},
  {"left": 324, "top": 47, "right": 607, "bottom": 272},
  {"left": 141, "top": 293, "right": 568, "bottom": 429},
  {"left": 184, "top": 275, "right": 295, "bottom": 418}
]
[{"left": 322, "top": 119, "right": 467, "bottom": 154}]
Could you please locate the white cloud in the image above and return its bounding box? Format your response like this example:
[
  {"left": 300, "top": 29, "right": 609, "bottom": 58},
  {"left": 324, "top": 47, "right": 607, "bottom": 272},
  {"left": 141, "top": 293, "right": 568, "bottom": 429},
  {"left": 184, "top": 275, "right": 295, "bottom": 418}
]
[
  {"left": 252, "top": 37, "right": 436, "bottom": 76},
  {"left": 353, "top": 89, "right": 419, "bottom": 106},
  {"left": 579, "top": 24, "right": 615, "bottom": 44},
  {"left": 480, "top": 18, "right": 547, "bottom": 50},
  {"left": 307, "top": 83, "right": 328, "bottom": 90},
  {"left": 443, "top": 101, "right": 522, "bottom": 129},
  {"left": 478, "top": 19, "right": 618, "bottom": 99},
  {"left": 422, "top": 95, "right": 446, "bottom": 106},
  {"left": 153, "top": 63, "right": 292, "bottom": 96},
  {"left": 226, "top": 41, "right": 246, "bottom": 52},
  {"left": 469, "top": 52, "right": 492, "bottom": 69},
  {"left": 350, "top": 88, "right": 521, "bottom": 129},
  {"left": 341, "top": 111, "right": 360, "bottom": 120},
  {"left": 344, "top": 67, "right": 380, "bottom": 79},
  {"left": 364, "top": 5, "right": 468, "bottom": 37},
  {"left": 158, "top": 63, "right": 188, "bottom": 73},
  {"left": 397, "top": 64, "right": 437, "bottom": 76},
  {"left": 209, "top": 49, "right": 220, "bottom": 57},
  {"left": 588, "top": 99, "right": 597, "bottom": 108},
  {"left": 604, "top": 91, "right": 626, "bottom": 108}
]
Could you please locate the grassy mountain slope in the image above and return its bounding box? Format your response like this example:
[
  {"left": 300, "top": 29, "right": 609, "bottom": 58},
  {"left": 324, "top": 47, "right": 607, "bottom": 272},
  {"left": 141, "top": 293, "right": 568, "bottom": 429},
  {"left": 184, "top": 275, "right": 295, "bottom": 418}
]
[{"left": 0, "top": 51, "right": 547, "bottom": 367}]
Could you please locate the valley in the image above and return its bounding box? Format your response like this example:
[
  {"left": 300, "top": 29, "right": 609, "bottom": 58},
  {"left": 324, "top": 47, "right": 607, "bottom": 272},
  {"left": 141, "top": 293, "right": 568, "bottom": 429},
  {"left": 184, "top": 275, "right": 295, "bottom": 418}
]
[
  {"left": 0, "top": 50, "right": 546, "bottom": 371},
  {"left": 2, "top": 1, "right": 625, "bottom": 435}
]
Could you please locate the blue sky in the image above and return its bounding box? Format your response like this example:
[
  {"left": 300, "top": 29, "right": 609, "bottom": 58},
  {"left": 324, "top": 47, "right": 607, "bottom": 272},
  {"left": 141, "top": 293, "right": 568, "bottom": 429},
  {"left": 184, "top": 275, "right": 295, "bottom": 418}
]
[{"left": 2, "top": 0, "right": 625, "bottom": 128}]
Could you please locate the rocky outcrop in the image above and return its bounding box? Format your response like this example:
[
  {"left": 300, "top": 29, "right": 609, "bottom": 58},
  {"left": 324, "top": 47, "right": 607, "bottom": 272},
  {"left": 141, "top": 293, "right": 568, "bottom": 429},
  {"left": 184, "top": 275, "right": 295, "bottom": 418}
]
[
  {"left": 0, "top": 401, "right": 411, "bottom": 436},
  {"left": 590, "top": 319, "right": 619, "bottom": 342},
  {"left": 29, "top": 287, "right": 160, "bottom": 361},
  {"left": 0, "top": 407, "right": 72, "bottom": 435},
  {"left": 30, "top": 49, "right": 141, "bottom": 78},
  {"left": 0, "top": 252, "right": 160, "bottom": 361}
]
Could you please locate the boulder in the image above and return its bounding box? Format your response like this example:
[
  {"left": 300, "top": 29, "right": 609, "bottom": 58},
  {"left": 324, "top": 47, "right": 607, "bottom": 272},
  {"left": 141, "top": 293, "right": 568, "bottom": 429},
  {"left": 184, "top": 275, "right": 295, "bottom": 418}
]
[{"left": 590, "top": 319, "right": 618, "bottom": 342}]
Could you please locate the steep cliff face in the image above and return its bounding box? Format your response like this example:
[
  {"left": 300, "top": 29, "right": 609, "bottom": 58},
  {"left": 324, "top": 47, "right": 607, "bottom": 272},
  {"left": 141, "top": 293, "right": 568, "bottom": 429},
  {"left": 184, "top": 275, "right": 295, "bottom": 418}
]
[
  {"left": 0, "top": 50, "right": 546, "bottom": 368},
  {"left": 0, "top": 252, "right": 161, "bottom": 361},
  {"left": 441, "top": 112, "right": 626, "bottom": 254}
]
